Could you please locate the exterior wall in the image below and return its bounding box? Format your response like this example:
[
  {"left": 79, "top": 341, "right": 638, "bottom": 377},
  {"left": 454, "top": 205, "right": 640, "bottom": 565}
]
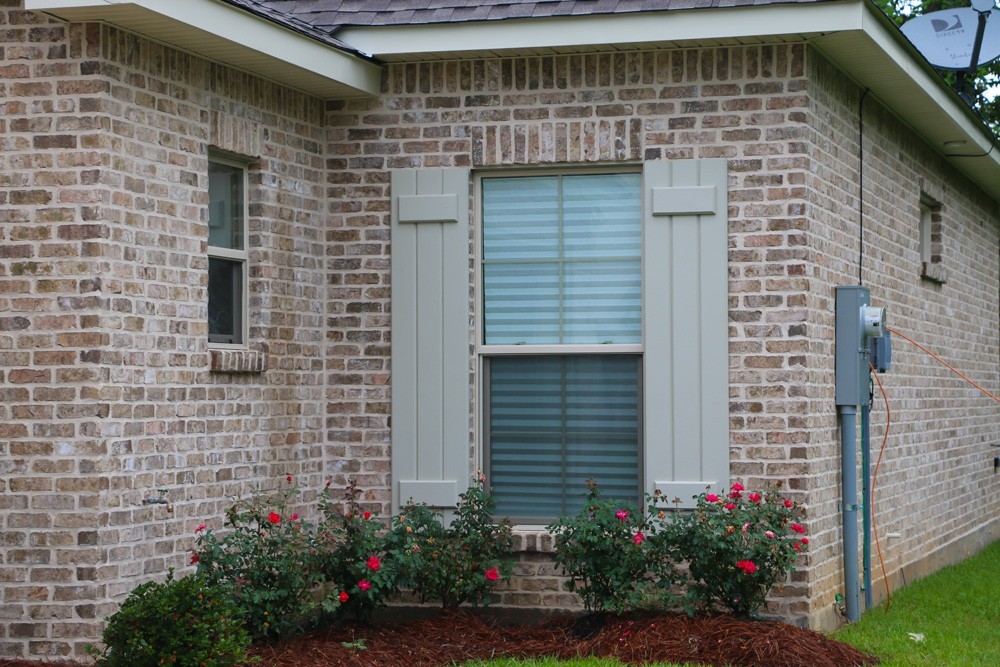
[
  {"left": 326, "top": 45, "right": 818, "bottom": 621},
  {"left": 0, "top": 4, "right": 332, "bottom": 660},
  {"left": 2, "top": 2, "right": 998, "bottom": 658},
  {"left": 806, "top": 52, "right": 1000, "bottom": 627}
]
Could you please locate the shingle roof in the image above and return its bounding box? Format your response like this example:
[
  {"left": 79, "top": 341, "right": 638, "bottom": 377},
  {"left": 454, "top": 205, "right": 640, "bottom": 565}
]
[{"left": 223, "top": 0, "right": 830, "bottom": 34}]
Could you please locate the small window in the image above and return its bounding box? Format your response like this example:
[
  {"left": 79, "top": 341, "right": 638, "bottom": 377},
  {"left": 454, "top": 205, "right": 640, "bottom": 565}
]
[
  {"left": 480, "top": 171, "right": 643, "bottom": 522},
  {"left": 919, "top": 194, "right": 946, "bottom": 283},
  {"left": 208, "top": 157, "right": 247, "bottom": 345}
]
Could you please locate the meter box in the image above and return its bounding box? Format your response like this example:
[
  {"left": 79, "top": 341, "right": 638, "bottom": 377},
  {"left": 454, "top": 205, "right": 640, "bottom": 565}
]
[{"left": 836, "top": 286, "right": 886, "bottom": 406}]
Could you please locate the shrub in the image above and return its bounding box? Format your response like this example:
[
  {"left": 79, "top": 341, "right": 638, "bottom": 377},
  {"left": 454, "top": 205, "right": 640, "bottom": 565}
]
[
  {"left": 88, "top": 570, "right": 250, "bottom": 667},
  {"left": 547, "top": 481, "right": 679, "bottom": 613},
  {"left": 193, "top": 478, "right": 338, "bottom": 639},
  {"left": 316, "top": 480, "right": 397, "bottom": 621},
  {"left": 662, "top": 484, "right": 808, "bottom": 617},
  {"left": 386, "top": 474, "right": 514, "bottom": 608}
]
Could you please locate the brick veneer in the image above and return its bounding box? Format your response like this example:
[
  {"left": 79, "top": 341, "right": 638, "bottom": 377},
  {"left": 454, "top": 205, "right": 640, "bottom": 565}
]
[{"left": 1, "top": 0, "right": 998, "bottom": 660}]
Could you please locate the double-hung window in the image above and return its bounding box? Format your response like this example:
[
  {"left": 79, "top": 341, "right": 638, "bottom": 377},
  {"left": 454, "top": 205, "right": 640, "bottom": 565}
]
[
  {"left": 207, "top": 157, "right": 248, "bottom": 345},
  {"left": 389, "top": 161, "right": 728, "bottom": 520},
  {"left": 480, "top": 172, "right": 643, "bottom": 522}
]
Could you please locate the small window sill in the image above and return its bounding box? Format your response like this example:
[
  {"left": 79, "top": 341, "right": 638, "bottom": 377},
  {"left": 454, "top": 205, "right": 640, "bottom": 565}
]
[
  {"left": 511, "top": 528, "right": 557, "bottom": 554},
  {"left": 921, "top": 262, "right": 947, "bottom": 285},
  {"left": 209, "top": 345, "right": 268, "bottom": 374}
]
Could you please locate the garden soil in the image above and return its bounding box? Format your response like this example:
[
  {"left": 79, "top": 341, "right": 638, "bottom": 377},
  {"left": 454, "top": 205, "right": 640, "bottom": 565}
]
[{"left": 0, "top": 610, "right": 876, "bottom": 667}]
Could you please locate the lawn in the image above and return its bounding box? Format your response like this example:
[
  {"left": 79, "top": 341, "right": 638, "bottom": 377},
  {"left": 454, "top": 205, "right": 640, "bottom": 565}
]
[
  {"left": 462, "top": 539, "right": 999, "bottom": 667},
  {"left": 831, "top": 539, "right": 1000, "bottom": 667}
]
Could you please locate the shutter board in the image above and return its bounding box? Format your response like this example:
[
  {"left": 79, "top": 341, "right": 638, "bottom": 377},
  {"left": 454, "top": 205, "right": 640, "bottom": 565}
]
[
  {"left": 391, "top": 168, "right": 471, "bottom": 510},
  {"left": 643, "top": 159, "right": 729, "bottom": 509}
]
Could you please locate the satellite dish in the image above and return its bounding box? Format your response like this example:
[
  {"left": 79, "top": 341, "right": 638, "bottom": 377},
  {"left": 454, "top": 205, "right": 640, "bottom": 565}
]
[{"left": 901, "top": 6, "right": 1000, "bottom": 70}]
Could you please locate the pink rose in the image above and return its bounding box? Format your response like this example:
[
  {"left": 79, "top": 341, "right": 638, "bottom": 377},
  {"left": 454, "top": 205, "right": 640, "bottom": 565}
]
[
  {"left": 615, "top": 509, "right": 629, "bottom": 521},
  {"left": 195, "top": 523, "right": 206, "bottom": 533},
  {"left": 485, "top": 567, "right": 500, "bottom": 582},
  {"left": 632, "top": 532, "right": 645, "bottom": 545},
  {"left": 358, "top": 580, "right": 371, "bottom": 592}
]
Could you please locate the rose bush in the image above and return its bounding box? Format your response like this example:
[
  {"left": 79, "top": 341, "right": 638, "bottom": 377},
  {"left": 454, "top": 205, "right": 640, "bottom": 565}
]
[
  {"left": 385, "top": 474, "right": 514, "bottom": 608},
  {"left": 662, "top": 484, "right": 808, "bottom": 617},
  {"left": 547, "top": 481, "right": 680, "bottom": 614}
]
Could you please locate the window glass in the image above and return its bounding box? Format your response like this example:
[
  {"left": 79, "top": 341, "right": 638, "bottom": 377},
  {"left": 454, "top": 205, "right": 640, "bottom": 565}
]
[
  {"left": 486, "top": 354, "right": 641, "bottom": 520},
  {"left": 482, "top": 173, "right": 642, "bottom": 345},
  {"left": 482, "top": 172, "right": 643, "bottom": 521},
  {"left": 208, "top": 257, "right": 243, "bottom": 343},
  {"left": 209, "top": 161, "right": 244, "bottom": 250},
  {"left": 208, "top": 158, "right": 246, "bottom": 345}
]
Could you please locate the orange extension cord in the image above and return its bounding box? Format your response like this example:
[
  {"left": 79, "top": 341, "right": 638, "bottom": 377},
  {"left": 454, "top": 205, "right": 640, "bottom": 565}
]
[{"left": 867, "top": 327, "right": 1000, "bottom": 611}]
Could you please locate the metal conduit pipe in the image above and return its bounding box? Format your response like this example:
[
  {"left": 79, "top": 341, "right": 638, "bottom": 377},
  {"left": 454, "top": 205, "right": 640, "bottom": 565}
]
[{"left": 840, "top": 404, "right": 861, "bottom": 623}]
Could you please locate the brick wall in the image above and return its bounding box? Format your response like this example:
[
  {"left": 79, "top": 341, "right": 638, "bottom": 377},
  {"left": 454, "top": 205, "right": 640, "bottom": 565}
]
[
  {"left": 325, "top": 45, "right": 822, "bottom": 621},
  {"left": 2, "top": 1, "right": 998, "bottom": 656},
  {"left": 0, "top": 4, "right": 333, "bottom": 659},
  {"left": 806, "top": 54, "right": 1000, "bottom": 625}
]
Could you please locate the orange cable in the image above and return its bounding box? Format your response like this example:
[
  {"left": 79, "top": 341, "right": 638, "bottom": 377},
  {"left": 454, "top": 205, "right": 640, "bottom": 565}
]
[
  {"left": 887, "top": 327, "right": 1000, "bottom": 405},
  {"left": 869, "top": 363, "right": 891, "bottom": 611}
]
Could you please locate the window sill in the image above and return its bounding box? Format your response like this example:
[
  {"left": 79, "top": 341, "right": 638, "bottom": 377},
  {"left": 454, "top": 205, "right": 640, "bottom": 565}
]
[
  {"left": 512, "top": 528, "right": 557, "bottom": 554},
  {"left": 921, "top": 262, "right": 947, "bottom": 285},
  {"left": 209, "top": 345, "right": 268, "bottom": 374}
]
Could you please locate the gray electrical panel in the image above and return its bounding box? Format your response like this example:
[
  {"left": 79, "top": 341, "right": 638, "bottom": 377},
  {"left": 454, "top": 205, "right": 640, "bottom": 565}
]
[{"left": 836, "top": 286, "right": 886, "bottom": 406}]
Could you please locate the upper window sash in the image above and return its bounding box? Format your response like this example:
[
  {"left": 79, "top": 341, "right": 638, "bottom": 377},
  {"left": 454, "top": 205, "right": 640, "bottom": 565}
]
[
  {"left": 207, "top": 155, "right": 248, "bottom": 347},
  {"left": 479, "top": 170, "right": 643, "bottom": 348}
]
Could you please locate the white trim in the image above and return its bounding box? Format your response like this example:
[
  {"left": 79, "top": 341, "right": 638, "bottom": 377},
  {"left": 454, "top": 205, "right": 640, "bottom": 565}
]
[
  {"left": 24, "top": 0, "right": 382, "bottom": 99},
  {"left": 335, "top": 4, "right": 851, "bottom": 60},
  {"left": 207, "top": 156, "right": 249, "bottom": 348}
]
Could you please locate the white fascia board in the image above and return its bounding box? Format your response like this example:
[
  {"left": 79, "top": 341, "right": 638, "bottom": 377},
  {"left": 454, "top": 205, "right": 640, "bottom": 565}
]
[
  {"left": 335, "top": 3, "right": 860, "bottom": 59},
  {"left": 25, "top": 0, "right": 381, "bottom": 98}
]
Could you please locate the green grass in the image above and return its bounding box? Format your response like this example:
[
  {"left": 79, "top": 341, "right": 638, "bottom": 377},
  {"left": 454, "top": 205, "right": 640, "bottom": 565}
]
[
  {"left": 831, "top": 539, "right": 1000, "bottom": 667},
  {"left": 460, "top": 540, "right": 999, "bottom": 667}
]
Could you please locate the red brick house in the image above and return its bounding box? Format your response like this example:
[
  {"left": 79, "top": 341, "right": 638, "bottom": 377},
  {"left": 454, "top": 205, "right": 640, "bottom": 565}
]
[{"left": 1, "top": 0, "right": 998, "bottom": 660}]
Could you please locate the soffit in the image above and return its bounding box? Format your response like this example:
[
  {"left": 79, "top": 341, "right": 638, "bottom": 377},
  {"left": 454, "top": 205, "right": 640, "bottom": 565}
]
[{"left": 24, "top": 0, "right": 382, "bottom": 99}]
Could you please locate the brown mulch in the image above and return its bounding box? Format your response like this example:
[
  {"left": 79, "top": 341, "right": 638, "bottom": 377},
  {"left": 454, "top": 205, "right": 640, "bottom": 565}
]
[{"left": 0, "top": 610, "right": 877, "bottom": 667}]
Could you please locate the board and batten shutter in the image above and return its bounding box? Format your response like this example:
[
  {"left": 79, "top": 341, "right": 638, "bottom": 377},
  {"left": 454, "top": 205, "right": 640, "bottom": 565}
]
[
  {"left": 391, "top": 168, "right": 471, "bottom": 511},
  {"left": 643, "top": 159, "right": 729, "bottom": 508}
]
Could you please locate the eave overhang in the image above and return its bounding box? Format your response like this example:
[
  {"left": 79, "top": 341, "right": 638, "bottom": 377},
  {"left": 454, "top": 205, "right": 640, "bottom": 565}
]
[
  {"left": 24, "top": 0, "right": 382, "bottom": 100},
  {"left": 335, "top": 0, "right": 1000, "bottom": 202}
]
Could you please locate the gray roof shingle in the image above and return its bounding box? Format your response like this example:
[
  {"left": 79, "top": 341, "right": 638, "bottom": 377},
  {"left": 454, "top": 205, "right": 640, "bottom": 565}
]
[{"left": 223, "top": 0, "right": 830, "bottom": 34}]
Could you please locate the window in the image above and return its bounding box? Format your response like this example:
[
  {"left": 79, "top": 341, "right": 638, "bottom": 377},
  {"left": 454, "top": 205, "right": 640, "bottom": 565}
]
[
  {"left": 480, "top": 172, "right": 643, "bottom": 521},
  {"left": 389, "top": 162, "right": 728, "bottom": 518},
  {"left": 919, "top": 194, "right": 946, "bottom": 283},
  {"left": 208, "top": 157, "right": 247, "bottom": 345}
]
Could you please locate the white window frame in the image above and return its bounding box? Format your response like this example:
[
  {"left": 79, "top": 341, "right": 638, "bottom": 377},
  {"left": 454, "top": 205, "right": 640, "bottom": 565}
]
[
  {"left": 207, "top": 154, "right": 249, "bottom": 348},
  {"left": 474, "top": 166, "right": 645, "bottom": 524}
]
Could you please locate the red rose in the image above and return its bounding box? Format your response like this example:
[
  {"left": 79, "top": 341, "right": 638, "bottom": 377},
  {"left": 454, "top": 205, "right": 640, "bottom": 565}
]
[
  {"left": 791, "top": 523, "right": 805, "bottom": 534},
  {"left": 705, "top": 493, "right": 720, "bottom": 503},
  {"left": 632, "top": 532, "right": 645, "bottom": 545},
  {"left": 358, "top": 580, "right": 371, "bottom": 592},
  {"left": 794, "top": 542, "right": 802, "bottom": 552},
  {"left": 339, "top": 591, "right": 349, "bottom": 603},
  {"left": 801, "top": 538, "right": 809, "bottom": 546},
  {"left": 485, "top": 568, "right": 500, "bottom": 582},
  {"left": 268, "top": 512, "right": 281, "bottom": 524},
  {"left": 615, "top": 509, "right": 629, "bottom": 521},
  {"left": 286, "top": 476, "right": 292, "bottom": 483},
  {"left": 189, "top": 552, "right": 199, "bottom": 565},
  {"left": 363, "top": 511, "right": 372, "bottom": 520},
  {"left": 731, "top": 483, "right": 744, "bottom": 492},
  {"left": 749, "top": 492, "right": 761, "bottom": 503},
  {"left": 725, "top": 503, "right": 736, "bottom": 510},
  {"left": 195, "top": 523, "right": 206, "bottom": 533},
  {"left": 736, "top": 560, "right": 757, "bottom": 575},
  {"left": 290, "top": 513, "right": 299, "bottom": 521},
  {"left": 784, "top": 499, "right": 793, "bottom": 508},
  {"left": 367, "top": 556, "right": 381, "bottom": 571}
]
